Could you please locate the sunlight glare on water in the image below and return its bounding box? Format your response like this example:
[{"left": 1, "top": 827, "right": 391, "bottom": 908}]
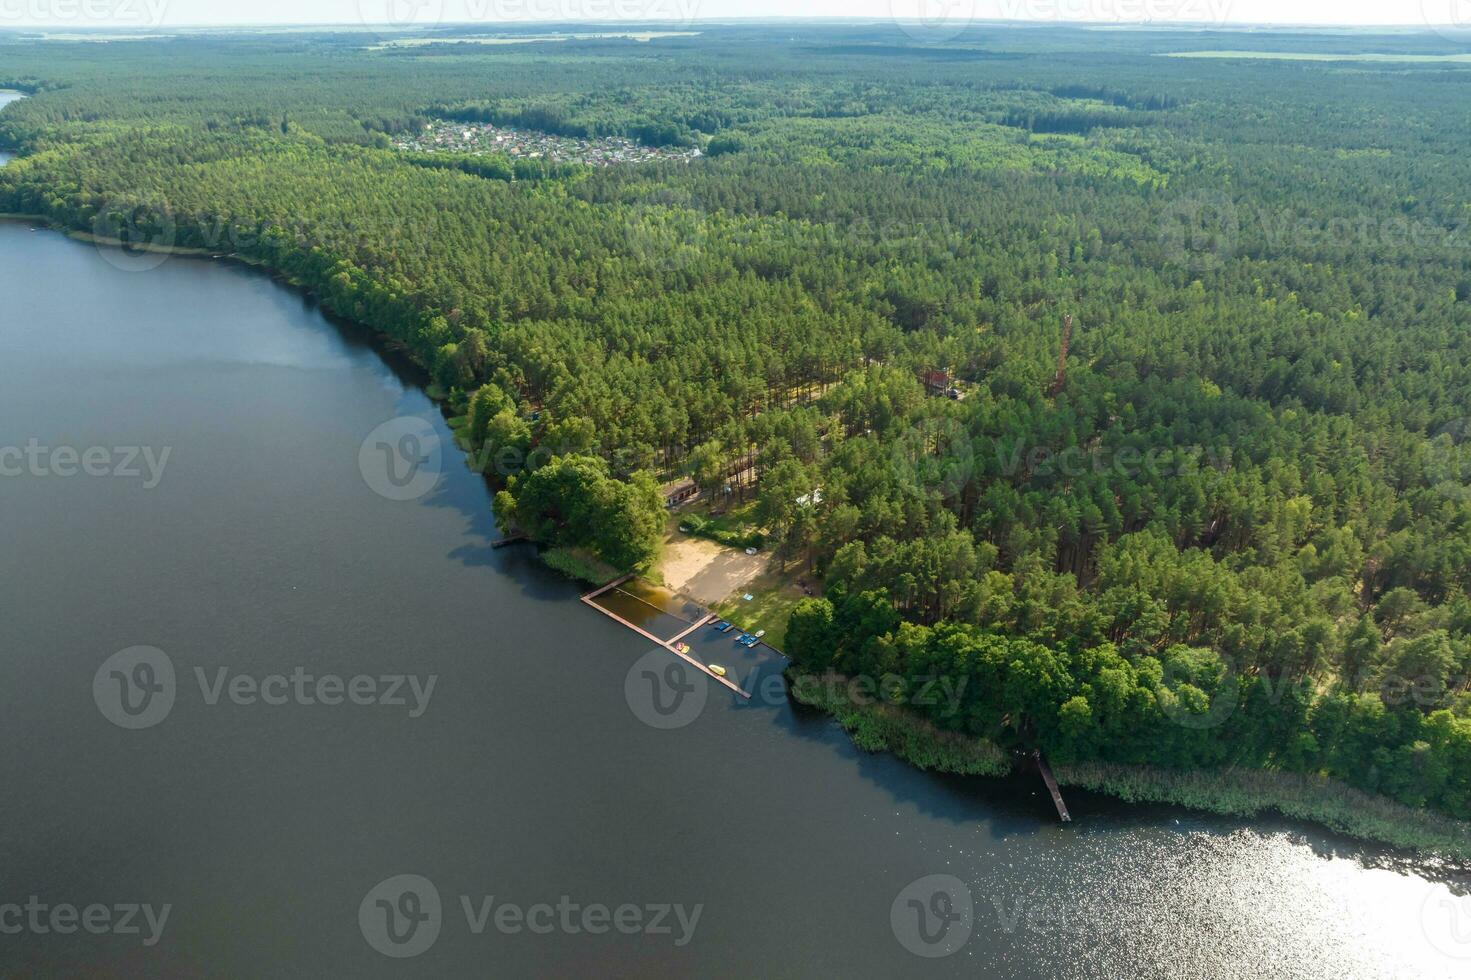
[{"left": 933, "top": 826, "right": 1470, "bottom": 979}]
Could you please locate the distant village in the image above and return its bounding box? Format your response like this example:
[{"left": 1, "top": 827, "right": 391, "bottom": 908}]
[{"left": 396, "top": 120, "right": 702, "bottom": 167}]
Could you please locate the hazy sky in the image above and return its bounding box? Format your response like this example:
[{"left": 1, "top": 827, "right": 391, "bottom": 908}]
[{"left": 0, "top": 0, "right": 1466, "bottom": 30}]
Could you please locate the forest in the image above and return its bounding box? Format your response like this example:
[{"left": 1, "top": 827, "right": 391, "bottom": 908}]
[{"left": 1, "top": 23, "right": 1469, "bottom": 827}]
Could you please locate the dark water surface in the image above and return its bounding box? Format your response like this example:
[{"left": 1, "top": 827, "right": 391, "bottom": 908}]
[
  {"left": 0, "top": 221, "right": 1468, "bottom": 978},
  {"left": 0, "top": 89, "right": 22, "bottom": 166}
]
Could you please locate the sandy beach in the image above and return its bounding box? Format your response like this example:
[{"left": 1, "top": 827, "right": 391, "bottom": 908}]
[{"left": 657, "top": 532, "right": 770, "bottom": 606}]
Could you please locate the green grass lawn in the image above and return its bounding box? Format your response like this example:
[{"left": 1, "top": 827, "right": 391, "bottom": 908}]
[
  {"left": 541, "top": 547, "right": 621, "bottom": 586},
  {"left": 714, "top": 568, "right": 811, "bottom": 653},
  {"left": 676, "top": 498, "right": 765, "bottom": 551},
  {"left": 679, "top": 498, "right": 758, "bottom": 534}
]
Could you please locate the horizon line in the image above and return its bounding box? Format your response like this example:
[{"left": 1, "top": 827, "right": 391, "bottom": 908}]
[{"left": 1, "top": 18, "right": 1468, "bottom": 32}]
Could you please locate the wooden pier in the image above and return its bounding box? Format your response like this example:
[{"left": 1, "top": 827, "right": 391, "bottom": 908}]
[
  {"left": 583, "top": 573, "right": 634, "bottom": 601},
  {"left": 491, "top": 532, "right": 530, "bottom": 549},
  {"left": 1034, "top": 750, "right": 1071, "bottom": 822},
  {"left": 666, "top": 615, "right": 715, "bottom": 647},
  {"left": 581, "top": 584, "right": 750, "bottom": 699}
]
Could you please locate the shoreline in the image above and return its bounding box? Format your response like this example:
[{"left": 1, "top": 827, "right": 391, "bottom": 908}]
[
  {"left": 10, "top": 212, "right": 1469, "bottom": 865},
  {"left": 1053, "top": 760, "right": 1471, "bottom": 863},
  {"left": 0, "top": 213, "right": 275, "bottom": 265},
  {"left": 786, "top": 668, "right": 1013, "bottom": 777},
  {"left": 787, "top": 665, "right": 1471, "bottom": 864}
]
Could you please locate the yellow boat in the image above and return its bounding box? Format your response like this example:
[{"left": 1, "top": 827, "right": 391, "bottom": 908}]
[
  {"left": 708, "top": 664, "right": 728, "bottom": 678},
  {"left": 674, "top": 642, "right": 691, "bottom": 654}
]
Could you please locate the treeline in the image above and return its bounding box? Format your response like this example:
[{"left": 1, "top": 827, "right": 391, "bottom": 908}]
[
  {"left": 1048, "top": 84, "right": 1181, "bottom": 110},
  {"left": 998, "top": 109, "right": 1144, "bottom": 135},
  {"left": 786, "top": 585, "right": 1471, "bottom": 819},
  {"left": 400, "top": 149, "right": 583, "bottom": 183}
]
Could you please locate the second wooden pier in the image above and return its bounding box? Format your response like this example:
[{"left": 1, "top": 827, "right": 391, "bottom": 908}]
[
  {"left": 1034, "top": 750, "right": 1071, "bottom": 822},
  {"left": 581, "top": 580, "right": 751, "bottom": 698}
]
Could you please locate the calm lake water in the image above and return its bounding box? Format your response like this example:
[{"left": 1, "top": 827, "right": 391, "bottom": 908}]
[
  {"left": 0, "top": 220, "right": 1468, "bottom": 977},
  {"left": 1, "top": 89, "right": 23, "bottom": 167}
]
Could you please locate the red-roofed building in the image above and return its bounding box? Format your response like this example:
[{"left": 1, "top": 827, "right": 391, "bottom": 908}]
[{"left": 920, "top": 368, "right": 951, "bottom": 396}]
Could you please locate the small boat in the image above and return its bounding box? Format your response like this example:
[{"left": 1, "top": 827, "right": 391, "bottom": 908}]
[
  {"left": 739, "top": 634, "right": 760, "bottom": 648},
  {"left": 708, "top": 664, "right": 728, "bottom": 678},
  {"left": 674, "top": 642, "right": 691, "bottom": 655},
  {"left": 714, "top": 621, "right": 733, "bottom": 632},
  {"left": 754, "top": 630, "right": 766, "bottom": 639}
]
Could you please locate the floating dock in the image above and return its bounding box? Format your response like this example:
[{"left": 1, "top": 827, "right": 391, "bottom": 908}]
[{"left": 581, "top": 579, "right": 751, "bottom": 699}]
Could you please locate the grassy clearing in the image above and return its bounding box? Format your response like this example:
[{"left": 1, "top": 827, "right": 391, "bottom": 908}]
[
  {"left": 676, "top": 498, "right": 764, "bottom": 551},
  {"left": 540, "top": 547, "right": 621, "bottom": 586},
  {"left": 687, "top": 498, "right": 759, "bottom": 532},
  {"left": 714, "top": 567, "right": 809, "bottom": 651},
  {"left": 367, "top": 31, "right": 699, "bottom": 50}
]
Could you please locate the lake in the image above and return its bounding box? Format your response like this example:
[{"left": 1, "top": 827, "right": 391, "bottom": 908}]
[
  {"left": 0, "top": 89, "right": 23, "bottom": 168},
  {"left": 0, "top": 220, "right": 1467, "bottom": 977},
  {"left": 0, "top": 91, "right": 22, "bottom": 108}
]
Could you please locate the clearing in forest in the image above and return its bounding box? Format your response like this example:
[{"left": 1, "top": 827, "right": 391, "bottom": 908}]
[{"left": 657, "top": 531, "right": 770, "bottom": 607}]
